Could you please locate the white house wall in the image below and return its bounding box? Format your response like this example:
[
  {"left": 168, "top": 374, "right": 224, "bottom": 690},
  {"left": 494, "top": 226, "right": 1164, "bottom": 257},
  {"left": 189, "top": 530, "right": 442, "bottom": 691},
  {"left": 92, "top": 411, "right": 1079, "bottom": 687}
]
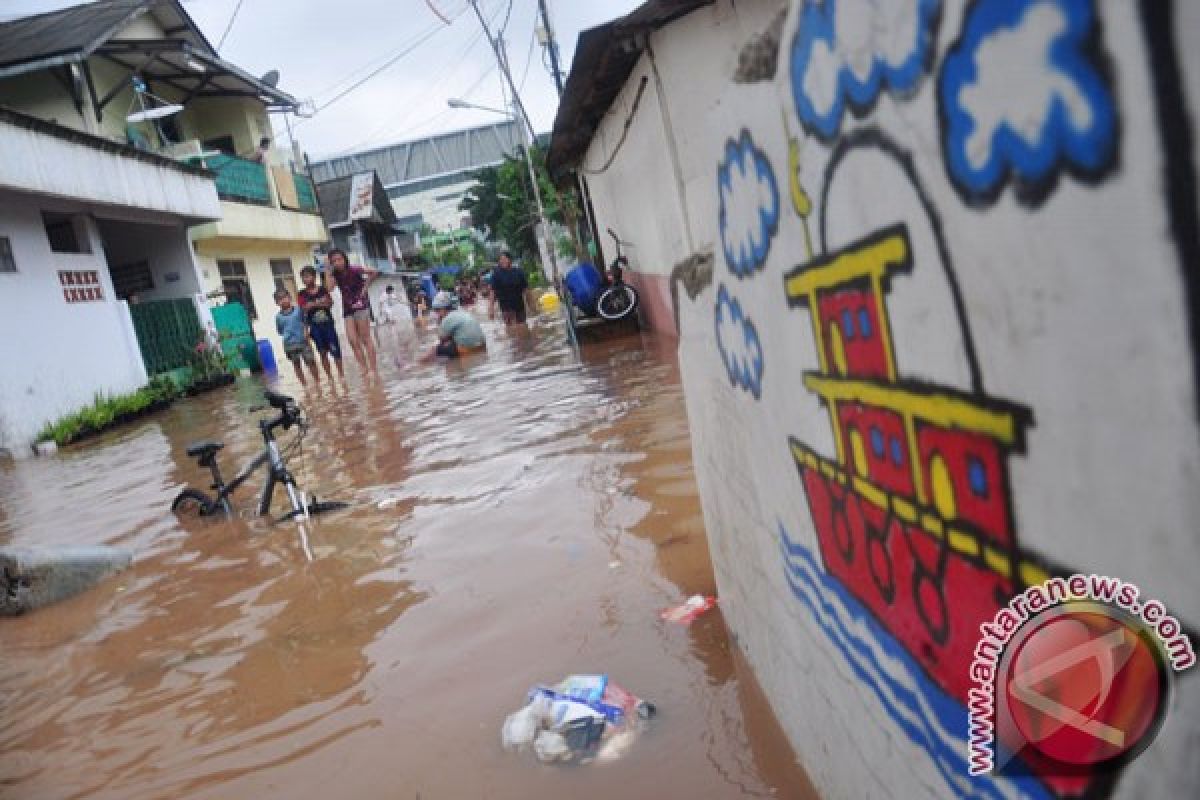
[
  {"left": 0, "top": 194, "right": 147, "bottom": 455},
  {"left": 578, "top": 1, "right": 1200, "bottom": 798},
  {"left": 0, "top": 118, "right": 221, "bottom": 223}
]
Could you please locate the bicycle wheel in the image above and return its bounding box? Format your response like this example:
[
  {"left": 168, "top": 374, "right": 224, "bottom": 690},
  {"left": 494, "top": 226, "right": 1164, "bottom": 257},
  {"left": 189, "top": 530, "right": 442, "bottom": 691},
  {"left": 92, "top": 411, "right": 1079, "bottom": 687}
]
[
  {"left": 172, "top": 488, "right": 216, "bottom": 516},
  {"left": 596, "top": 285, "right": 639, "bottom": 321}
]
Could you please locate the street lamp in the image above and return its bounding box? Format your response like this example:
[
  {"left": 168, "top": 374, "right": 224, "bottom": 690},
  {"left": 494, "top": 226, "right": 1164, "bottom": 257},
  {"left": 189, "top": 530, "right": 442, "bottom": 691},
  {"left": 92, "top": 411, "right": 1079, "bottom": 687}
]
[{"left": 445, "top": 96, "right": 558, "bottom": 287}]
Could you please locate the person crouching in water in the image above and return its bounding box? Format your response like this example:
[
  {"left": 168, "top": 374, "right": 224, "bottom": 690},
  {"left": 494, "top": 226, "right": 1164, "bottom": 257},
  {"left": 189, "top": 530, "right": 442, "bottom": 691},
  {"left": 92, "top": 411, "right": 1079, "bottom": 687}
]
[
  {"left": 275, "top": 289, "right": 320, "bottom": 386},
  {"left": 421, "top": 291, "right": 486, "bottom": 362},
  {"left": 297, "top": 266, "right": 345, "bottom": 381}
]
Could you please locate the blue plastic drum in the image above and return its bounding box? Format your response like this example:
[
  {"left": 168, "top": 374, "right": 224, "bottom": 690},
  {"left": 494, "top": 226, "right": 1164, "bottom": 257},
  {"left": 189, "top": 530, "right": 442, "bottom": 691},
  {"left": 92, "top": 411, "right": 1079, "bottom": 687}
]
[
  {"left": 564, "top": 262, "right": 604, "bottom": 315},
  {"left": 256, "top": 338, "right": 277, "bottom": 373}
]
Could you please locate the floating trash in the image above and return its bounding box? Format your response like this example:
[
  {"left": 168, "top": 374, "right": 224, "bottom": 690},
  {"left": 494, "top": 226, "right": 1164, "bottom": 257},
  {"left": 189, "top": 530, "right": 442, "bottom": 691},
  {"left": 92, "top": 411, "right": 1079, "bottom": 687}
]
[
  {"left": 660, "top": 594, "right": 717, "bottom": 624},
  {"left": 501, "top": 674, "right": 655, "bottom": 764}
]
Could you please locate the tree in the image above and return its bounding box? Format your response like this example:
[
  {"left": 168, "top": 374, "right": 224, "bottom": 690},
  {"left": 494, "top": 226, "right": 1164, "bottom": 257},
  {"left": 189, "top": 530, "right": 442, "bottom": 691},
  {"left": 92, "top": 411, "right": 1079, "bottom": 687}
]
[{"left": 460, "top": 144, "right": 583, "bottom": 267}]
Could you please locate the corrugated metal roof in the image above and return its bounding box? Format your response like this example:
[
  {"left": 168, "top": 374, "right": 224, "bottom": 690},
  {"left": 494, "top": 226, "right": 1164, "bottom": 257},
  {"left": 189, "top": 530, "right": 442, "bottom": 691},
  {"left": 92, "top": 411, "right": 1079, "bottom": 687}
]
[
  {"left": 546, "top": 0, "right": 713, "bottom": 178},
  {"left": 0, "top": 0, "right": 152, "bottom": 70},
  {"left": 309, "top": 120, "right": 523, "bottom": 188},
  {"left": 0, "top": 0, "right": 295, "bottom": 108}
]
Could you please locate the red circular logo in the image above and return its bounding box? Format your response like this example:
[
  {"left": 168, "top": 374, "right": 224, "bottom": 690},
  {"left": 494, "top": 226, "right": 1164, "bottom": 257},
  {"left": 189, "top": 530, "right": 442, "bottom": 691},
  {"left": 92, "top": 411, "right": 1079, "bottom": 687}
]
[{"left": 1002, "top": 603, "right": 1168, "bottom": 768}]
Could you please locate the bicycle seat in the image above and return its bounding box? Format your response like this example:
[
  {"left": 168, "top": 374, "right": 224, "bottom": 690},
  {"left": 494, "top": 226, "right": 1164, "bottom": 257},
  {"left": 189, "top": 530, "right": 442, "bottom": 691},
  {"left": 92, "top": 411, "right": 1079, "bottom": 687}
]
[{"left": 186, "top": 440, "right": 224, "bottom": 458}]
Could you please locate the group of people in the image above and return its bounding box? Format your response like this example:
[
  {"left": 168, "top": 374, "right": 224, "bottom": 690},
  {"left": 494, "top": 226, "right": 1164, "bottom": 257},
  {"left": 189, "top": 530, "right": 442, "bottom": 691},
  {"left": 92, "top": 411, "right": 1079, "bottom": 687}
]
[{"left": 272, "top": 249, "right": 531, "bottom": 385}]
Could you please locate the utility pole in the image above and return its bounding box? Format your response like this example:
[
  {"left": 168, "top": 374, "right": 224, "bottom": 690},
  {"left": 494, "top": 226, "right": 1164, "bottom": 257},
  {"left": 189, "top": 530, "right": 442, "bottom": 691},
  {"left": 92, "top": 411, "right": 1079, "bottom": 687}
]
[
  {"left": 537, "top": 0, "right": 565, "bottom": 95},
  {"left": 537, "top": 0, "right": 601, "bottom": 265},
  {"left": 467, "top": 0, "right": 559, "bottom": 287}
]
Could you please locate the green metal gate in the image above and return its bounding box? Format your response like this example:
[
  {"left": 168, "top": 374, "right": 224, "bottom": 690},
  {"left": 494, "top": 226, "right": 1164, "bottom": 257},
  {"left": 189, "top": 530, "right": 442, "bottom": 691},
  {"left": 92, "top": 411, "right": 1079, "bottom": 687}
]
[{"left": 129, "top": 298, "right": 202, "bottom": 375}]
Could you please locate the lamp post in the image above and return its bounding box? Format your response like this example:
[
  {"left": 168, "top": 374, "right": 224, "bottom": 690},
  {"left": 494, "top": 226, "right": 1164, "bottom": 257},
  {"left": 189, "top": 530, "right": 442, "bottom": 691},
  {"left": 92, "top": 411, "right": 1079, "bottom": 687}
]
[{"left": 446, "top": 97, "right": 558, "bottom": 287}]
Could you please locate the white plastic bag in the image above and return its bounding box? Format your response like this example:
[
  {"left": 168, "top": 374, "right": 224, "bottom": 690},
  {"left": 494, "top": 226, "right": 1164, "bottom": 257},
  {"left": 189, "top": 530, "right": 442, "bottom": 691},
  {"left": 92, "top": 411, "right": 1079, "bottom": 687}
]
[{"left": 533, "top": 730, "right": 571, "bottom": 763}]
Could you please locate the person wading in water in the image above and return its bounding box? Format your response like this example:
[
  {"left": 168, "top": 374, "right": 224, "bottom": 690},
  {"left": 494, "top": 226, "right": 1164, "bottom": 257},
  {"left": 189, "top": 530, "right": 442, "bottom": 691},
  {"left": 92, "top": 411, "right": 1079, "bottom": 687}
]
[{"left": 325, "top": 249, "right": 379, "bottom": 374}]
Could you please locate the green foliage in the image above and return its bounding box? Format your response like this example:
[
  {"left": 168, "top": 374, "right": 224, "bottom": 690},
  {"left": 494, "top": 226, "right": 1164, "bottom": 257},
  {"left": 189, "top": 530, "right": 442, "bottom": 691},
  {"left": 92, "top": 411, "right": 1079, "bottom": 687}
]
[
  {"left": 36, "top": 377, "right": 180, "bottom": 447},
  {"left": 189, "top": 337, "right": 232, "bottom": 384},
  {"left": 459, "top": 144, "right": 581, "bottom": 264}
]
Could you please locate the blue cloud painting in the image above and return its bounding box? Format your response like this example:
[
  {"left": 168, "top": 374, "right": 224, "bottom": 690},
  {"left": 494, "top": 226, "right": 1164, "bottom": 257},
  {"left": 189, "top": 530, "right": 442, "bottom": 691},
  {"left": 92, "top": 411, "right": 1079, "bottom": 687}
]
[
  {"left": 715, "top": 284, "right": 764, "bottom": 399},
  {"left": 790, "top": 0, "right": 942, "bottom": 140},
  {"left": 938, "top": 0, "right": 1118, "bottom": 204},
  {"left": 718, "top": 130, "right": 780, "bottom": 278}
]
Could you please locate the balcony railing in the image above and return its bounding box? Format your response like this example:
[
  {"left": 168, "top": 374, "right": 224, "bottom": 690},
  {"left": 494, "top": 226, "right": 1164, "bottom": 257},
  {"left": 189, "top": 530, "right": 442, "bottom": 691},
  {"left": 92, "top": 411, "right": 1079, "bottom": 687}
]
[
  {"left": 292, "top": 172, "right": 319, "bottom": 213},
  {"left": 206, "top": 154, "right": 272, "bottom": 206}
]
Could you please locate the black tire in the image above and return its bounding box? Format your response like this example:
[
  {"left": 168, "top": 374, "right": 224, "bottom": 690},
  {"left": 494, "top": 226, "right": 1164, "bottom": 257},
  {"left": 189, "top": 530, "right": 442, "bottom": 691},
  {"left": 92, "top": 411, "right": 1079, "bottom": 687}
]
[
  {"left": 172, "top": 488, "right": 216, "bottom": 516},
  {"left": 596, "top": 285, "right": 639, "bottom": 321}
]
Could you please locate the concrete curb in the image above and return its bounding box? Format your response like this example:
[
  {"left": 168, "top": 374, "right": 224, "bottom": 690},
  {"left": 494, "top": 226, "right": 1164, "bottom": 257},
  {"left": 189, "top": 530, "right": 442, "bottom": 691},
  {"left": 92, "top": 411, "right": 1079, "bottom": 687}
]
[{"left": 0, "top": 546, "right": 132, "bottom": 616}]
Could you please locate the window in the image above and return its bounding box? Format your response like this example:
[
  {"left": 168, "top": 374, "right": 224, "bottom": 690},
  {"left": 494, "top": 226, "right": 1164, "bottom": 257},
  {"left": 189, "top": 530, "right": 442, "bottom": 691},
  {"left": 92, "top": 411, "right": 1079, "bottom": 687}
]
[
  {"left": 889, "top": 437, "right": 904, "bottom": 467},
  {"left": 841, "top": 308, "right": 855, "bottom": 339},
  {"left": 270, "top": 258, "right": 297, "bottom": 296},
  {"left": 858, "top": 308, "right": 872, "bottom": 338},
  {"left": 967, "top": 456, "right": 989, "bottom": 499},
  {"left": 217, "top": 259, "right": 257, "bottom": 319},
  {"left": 0, "top": 236, "right": 15, "bottom": 272},
  {"left": 870, "top": 426, "right": 885, "bottom": 457},
  {"left": 203, "top": 135, "right": 237, "bottom": 156},
  {"left": 110, "top": 260, "right": 154, "bottom": 300},
  {"left": 42, "top": 212, "right": 90, "bottom": 254}
]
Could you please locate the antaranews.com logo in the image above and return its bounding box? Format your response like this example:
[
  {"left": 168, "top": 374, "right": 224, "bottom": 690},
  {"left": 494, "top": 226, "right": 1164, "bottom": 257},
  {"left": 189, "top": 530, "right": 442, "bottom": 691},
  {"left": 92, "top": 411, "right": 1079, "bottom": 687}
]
[{"left": 968, "top": 574, "right": 1195, "bottom": 777}]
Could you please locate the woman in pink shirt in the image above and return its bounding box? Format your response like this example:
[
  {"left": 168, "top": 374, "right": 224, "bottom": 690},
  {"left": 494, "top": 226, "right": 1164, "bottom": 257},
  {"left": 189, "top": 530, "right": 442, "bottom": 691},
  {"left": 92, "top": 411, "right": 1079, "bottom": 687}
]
[{"left": 325, "top": 249, "right": 379, "bottom": 373}]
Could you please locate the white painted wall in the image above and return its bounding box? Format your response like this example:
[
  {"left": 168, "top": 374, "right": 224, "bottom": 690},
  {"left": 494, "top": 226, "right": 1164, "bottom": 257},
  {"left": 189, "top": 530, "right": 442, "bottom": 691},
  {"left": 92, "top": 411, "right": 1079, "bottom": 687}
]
[
  {"left": 577, "top": 1, "right": 1200, "bottom": 798},
  {"left": 0, "top": 116, "right": 221, "bottom": 223},
  {"left": 0, "top": 193, "right": 147, "bottom": 455}
]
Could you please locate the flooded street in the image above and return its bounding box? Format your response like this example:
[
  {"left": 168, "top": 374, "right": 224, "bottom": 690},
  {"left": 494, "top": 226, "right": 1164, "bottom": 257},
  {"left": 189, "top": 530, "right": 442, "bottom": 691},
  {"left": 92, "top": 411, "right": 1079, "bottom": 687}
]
[{"left": 0, "top": 315, "right": 814, "bottom": 800}]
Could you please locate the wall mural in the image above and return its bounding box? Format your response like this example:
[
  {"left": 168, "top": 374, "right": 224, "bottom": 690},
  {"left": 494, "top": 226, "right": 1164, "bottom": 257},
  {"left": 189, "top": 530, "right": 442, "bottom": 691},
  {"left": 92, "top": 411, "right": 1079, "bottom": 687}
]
[
  {"left": 790, "top": 0, "right": 942, "bottom": 140},
  {"left": 718, "top": 129, "right": 781, "bottom": 278},
  {"left": 715, "top": 284, "right": 766, "bottom": 399},
  {"left": 938, "top": 0, "right": 1119, "bottom": 206},
  {"left": 710, "top": 0, "right": 1196, "bottom": 797}
]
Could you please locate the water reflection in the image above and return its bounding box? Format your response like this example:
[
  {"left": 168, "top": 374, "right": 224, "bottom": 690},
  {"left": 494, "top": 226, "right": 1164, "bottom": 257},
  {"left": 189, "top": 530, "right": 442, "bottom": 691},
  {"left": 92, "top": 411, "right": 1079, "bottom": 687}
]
[{"left": 0, "top": 314, "right": 812, "bottom": 799}]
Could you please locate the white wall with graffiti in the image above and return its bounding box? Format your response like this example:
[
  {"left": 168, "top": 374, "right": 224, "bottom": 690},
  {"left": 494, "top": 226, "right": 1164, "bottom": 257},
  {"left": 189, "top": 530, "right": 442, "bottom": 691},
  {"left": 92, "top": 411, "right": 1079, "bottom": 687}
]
[{"left": 575, "top": 0, "right": 1200, "bottom": 797}]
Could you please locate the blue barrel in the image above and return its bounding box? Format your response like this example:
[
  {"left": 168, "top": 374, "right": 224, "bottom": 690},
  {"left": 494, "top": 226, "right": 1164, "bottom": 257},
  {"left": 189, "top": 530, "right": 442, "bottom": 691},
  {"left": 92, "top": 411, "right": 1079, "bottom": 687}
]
[
  {"left": 256, "top": 338, "right": 277, "bottom": 373},
  {"left": 420, "top": 273, "right": 438, "bottom": 304},
  {"left": 564, "top": 262, "right": 604, "bottom": 315}
]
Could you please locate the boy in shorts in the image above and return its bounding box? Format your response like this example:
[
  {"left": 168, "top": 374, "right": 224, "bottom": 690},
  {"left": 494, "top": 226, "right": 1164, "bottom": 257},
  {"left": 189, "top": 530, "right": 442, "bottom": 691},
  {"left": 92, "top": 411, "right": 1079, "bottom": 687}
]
[
  {"left": 275, "top": 289, "right": 320, "bottom": 386},
  {"left": 297, "top": 266, "right": 345, "bottom": 381}
]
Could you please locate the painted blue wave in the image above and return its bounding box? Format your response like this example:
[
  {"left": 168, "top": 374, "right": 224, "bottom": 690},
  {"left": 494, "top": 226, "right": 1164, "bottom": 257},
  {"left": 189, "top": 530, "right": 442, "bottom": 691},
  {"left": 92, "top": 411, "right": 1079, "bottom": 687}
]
[{"left": 779, "top": 521, "right": 1050, "bottom": 799}]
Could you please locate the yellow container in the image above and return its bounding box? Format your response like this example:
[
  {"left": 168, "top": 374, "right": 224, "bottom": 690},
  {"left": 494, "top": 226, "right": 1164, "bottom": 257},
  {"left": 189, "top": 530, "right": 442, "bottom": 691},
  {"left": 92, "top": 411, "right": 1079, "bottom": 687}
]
[{"left": 538, "top": 291, "right": 561, "bottom": 313}]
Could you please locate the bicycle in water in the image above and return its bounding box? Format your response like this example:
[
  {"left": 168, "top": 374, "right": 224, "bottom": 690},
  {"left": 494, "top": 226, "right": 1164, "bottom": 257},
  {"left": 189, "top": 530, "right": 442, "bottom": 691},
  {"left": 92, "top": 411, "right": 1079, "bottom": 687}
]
[{"left": 172, "top": 389, "right": 346, "bottom": 521}]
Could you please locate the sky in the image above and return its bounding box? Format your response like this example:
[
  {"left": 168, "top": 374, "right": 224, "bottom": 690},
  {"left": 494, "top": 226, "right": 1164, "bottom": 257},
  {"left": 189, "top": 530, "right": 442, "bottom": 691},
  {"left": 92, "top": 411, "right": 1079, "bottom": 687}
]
[{"left": 3, "top": 0, "right": 644, "bottom": 158}]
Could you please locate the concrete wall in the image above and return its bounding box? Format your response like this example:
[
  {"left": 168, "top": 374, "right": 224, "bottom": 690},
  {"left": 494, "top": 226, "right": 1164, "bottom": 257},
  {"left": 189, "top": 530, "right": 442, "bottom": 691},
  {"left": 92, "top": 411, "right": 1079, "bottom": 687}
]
[
  {"left": 578, "top": 1, "right": 1200, "bottom": 797},
  {"left": 0, "top": 194, "right": 147, "bottom": 454}
]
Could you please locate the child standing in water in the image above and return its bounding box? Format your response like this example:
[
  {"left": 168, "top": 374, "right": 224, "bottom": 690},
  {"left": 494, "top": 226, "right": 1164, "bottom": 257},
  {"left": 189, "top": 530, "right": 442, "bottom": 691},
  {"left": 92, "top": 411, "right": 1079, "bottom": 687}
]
[
  {"left": 297, "top": 265, "right": 344, "bottom": 381},
  {"left": 274, "top": 289, "right": 320, "bottom": 386}
]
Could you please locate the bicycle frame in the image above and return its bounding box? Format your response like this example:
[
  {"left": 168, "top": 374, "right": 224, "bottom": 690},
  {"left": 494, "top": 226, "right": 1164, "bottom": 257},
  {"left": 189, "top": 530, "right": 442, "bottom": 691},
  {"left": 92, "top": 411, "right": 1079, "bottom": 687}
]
[{"left": 197, "top": 412, "right": 306, "bottom": 519}]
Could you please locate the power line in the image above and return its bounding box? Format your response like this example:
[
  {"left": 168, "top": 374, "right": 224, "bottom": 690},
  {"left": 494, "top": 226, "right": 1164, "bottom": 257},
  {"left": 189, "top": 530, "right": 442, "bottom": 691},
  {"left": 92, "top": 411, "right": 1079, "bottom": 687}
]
[
  {"left": 215, "top": 0, "right": 245, "bottom": 52},
  {"left": 298, "top": 22, "right": 449, "bottom": 121}
]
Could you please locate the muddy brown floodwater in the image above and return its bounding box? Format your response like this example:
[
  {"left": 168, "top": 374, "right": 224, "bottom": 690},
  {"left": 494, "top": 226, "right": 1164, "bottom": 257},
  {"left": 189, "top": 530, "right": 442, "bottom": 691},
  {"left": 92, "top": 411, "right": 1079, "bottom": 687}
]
[{"left": 0, "top": 314, "right": 817, "bottom": 800}]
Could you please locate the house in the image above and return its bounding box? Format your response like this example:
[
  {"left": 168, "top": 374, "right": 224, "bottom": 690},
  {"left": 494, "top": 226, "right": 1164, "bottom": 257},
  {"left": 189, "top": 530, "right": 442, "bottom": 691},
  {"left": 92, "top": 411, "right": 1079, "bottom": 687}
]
[
  {"left": 546, "top": 1, "right": 1200, "bottom": 798},
  {"left": 0, "top": 0, "right": 328, "bottom": 361},
  {"left": 315, "top": 170, "right": 411, "bottom": 316},
  {"left": 0, "top": 105, "right": 219, "bottom": 455}
]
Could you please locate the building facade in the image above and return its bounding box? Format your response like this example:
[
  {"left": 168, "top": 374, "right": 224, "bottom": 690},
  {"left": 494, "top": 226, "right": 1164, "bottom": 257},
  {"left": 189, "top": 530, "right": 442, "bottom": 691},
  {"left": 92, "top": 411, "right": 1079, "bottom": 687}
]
[
  {"left": 549, "top": 1, "right": 1200, "bottom": 798},
  {"left": 0, "top": 0, "right": 328, "bottom": 381},
  {"left": 0, "top": 107, "right": 220, "bottom": 455}
]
